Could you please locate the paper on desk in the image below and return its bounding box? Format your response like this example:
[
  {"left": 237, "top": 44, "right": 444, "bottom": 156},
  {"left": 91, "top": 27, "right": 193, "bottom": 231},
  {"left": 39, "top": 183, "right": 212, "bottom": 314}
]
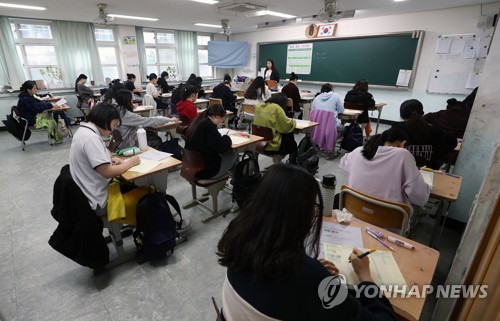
[
  {"left": 324, "top": 243, "right": 407, "bottom": 288},
  {"left": 420, "top": 170, "right": 434, "bottom": 190},
  {"left": 55, "top": 98, "right": 67, "bottom": 107},
  {"left": 128, "top": 159, "right": 161, "bottom": 173},
  {"left": 396, "top": 70, "right": 412, "bottom": 87},
  {"left": 294, "top": 119, "right": 311, "bottom": 127},
  {"left": 229, "top": 135, "right": 250, "bottom": 145},
  {"left": 319, "top": 222, "right": 363, "bottom": 258},
  {"left": 218, "top": 128, "right": 237, "bottom": 136},
  {"left": 139, "top": 149, "right": 172, "bottom": 161}
]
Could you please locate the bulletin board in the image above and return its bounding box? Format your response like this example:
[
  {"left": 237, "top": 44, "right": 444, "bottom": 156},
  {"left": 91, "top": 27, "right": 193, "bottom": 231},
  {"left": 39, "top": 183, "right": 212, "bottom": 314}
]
[{"left": 427, "top": 33, "right": 492, "bottom": 95}]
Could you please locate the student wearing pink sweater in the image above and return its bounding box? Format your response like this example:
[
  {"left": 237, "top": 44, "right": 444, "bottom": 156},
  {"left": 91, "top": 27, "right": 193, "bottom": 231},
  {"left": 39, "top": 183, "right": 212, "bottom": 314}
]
[{"left": 339, "top": 127, "right": 430, "bottom": 209}]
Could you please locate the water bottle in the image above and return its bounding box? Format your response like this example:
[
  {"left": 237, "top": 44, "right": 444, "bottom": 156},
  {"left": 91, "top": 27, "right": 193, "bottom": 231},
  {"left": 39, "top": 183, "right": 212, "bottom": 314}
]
[
  {"left": 137, "top": 126, "right": 148, "bottom": 150},
  {"left": 320, "top": 174, "right": 336, "bottom": 217}
]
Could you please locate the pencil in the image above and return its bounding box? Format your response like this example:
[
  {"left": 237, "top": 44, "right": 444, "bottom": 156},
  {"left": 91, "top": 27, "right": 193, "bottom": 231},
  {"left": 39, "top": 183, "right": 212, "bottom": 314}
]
[
  {"left": 349, "top": 248, "right": 376, "bottom": 263},
  {"left": 366, "top": 230, "right": 396, "bottom": 251}
]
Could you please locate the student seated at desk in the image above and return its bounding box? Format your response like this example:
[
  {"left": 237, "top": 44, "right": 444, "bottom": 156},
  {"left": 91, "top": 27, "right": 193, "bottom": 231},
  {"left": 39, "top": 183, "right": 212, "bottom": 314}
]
[
  {"left": 157, "top": 71, "right": 175, "bottom": 94},
  {"left": 101, "top": 81, "right": 125, "bottom": 104},
  {"left": 243, "top": 76, "right": 271, "bottom": 105},
  {"left": 145, "top": 73, "right": 169, "bottom": 110},
  {"left": 254, "top": 93, "right": 297, "bottom": 157},
  {"left": 423, "top": 98, "right": 471, "bottom": 139},
  {"left": 187, "top": 76, "right": 205, "bottom": 98},
  {"left": 393, "top": 99, "right": 457, "bottom": 169},
  {"left": 124, "top": 73, "right": 143, "bottom": 94},
  {"left": 75, "top": 74, "right": 95, "bottom": 108},
  {"left": 114, "top": 89, "right": 177, "bottom": 150},
  {"left": 176, "top": 85, "right": 199, "bottom": 124},
  {"left": 217, "top": 164, "right": 396, "bottom": 321},
  {"left": 344, "top": 79, "right": 375, "bottom": 138},
  {"left": 69, "top": 103, "right": 140, "bottom": 216},
  {"left": 281, "top": 72, "right": 302, "bottom": 118},
  {"left": 185, "top": 104, "right": 238, "bottom": 180},
  {"left": 310, "top": 83, "right": 344, "bottom": 159},
  {"left": 17, "top": 80, "right": 70, "bottom": 127},
  {"left": 212, "top": 79, "right": 237, "bottom": 114}
]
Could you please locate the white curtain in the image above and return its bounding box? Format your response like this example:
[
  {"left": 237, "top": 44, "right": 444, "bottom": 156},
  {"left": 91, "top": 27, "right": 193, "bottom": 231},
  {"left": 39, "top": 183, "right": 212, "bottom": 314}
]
[
  {"left": 135, "top": 26, "right": 148, "bottom": 83},
  {"left": 0, "top": 16, "right": 25, "bottom": 89},
  {"left": 52, "top": 21, "right": 104, "bottom": 87},
  {"left": 175, "top": 30, "right": 199, "bottom": 80}
]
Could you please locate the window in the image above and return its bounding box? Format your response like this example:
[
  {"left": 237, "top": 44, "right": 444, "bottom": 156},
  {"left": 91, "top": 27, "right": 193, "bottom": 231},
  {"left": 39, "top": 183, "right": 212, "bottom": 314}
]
[
  {"left": 197, "top": 35, "right": 213, "bottom": 78},
  {"left": 10, "top": 20, "right": 62, "bottom": 88},
  {"left": 95, "top": 28, "right": 120, "bottom": 81},
  {"left": 143, "top": 30, "right": 177, "bottom": 79}
]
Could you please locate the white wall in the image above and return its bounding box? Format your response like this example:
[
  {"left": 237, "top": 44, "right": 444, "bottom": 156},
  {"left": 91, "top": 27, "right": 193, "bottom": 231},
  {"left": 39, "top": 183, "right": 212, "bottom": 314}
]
[{"left": 231, "top": 3, "right": 500, "bottom": 121}]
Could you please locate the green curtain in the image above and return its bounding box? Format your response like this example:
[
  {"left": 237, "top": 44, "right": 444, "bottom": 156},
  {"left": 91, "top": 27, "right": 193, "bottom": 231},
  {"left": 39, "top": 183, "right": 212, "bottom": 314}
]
[
  {"left": 52, "top": 21, "right": 104, "bottom": 87},
  {"left": 175, "top": 30, "right": 199, "bottom": 80},
  {"left": 0, "top": 16, "right": 25, "bottom": 89},
  {"left": 135, "top": 26, "right": 148, "bottom": 83}
]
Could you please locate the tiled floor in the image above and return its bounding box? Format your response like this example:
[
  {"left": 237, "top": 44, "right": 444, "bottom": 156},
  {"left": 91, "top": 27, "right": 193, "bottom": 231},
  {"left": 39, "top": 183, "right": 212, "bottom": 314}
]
[{"left": 0, "top": 124, "right": 462, "bottom": 321}]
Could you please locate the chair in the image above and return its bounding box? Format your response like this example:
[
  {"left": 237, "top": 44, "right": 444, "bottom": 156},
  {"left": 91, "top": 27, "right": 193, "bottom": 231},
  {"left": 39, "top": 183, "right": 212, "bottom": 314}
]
[
  {"left": 143, "top": 93, "right": 157, "bottom": 110},
  {"left": 265, "top": 80, "right": 278, "bottom": 90},
  {"left": 76, "top": 94, "right": 90, "bottom": 119},
  {"left": 343, "top": 102, "right": 365, "bottom": 111},
  {"left": 252, "top": 124, "right": 284, "bottom": 165},
  {"left": 209, "top": 98, "right": 223, "bottom": 107},
  {"left": 180, "top": 149, "right": 231, "bottom": 223},
  {"left": 11, "top": 106, "right": 29, "bottom": 151},
  {"left": 286, "top": 98, "right": 295, "bottom": 117},
  {"left": 339, "top": 185, "right": 411, "bottom": 235},
  {"left": 242, "top": 103, "right": 256, "bottom": 133},
  {"left": 236, "top": 90, "right": 245, "bottom": 97}
]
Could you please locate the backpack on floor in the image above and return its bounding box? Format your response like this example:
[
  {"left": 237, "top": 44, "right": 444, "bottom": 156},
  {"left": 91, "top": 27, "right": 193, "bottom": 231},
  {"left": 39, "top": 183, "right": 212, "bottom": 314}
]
[
  {"left": 341, "top": 123, "right": 363, "bottom": 152},
  {"left": 232, "top": 151, "right": 261, "bottom": 207},
  {"left": 3, "top": 109, "right": 31, "bottom": 141},
  {"left": 293, "top": 136, "right": 319, "bottom": 175},
  {"left": 133, "top": 191, "right": 183, "bottom": 261}
]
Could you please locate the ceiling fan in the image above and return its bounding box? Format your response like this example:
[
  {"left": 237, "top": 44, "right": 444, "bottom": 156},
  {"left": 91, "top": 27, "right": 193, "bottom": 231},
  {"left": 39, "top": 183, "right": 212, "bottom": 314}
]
[
  {"left": 93, "top": 3, "right": 116, "bottom": 25},
  {"left": 315, "top": 0, "right": 355, "bottom": 23},
  {"left": 219, "top": 19, "right": 232, "bottom": 35}
]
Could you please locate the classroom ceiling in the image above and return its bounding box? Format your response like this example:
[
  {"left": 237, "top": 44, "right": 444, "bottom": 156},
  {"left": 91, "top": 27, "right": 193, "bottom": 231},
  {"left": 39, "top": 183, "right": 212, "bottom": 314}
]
[{"left": 3, "top": 0, "right": 499, "bottom": 34}]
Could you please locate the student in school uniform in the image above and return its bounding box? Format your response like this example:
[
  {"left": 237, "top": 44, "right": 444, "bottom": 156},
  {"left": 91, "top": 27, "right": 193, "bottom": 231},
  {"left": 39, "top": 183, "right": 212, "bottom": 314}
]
[
  {"left": 75, "top": 74, "right": 95, "bottom": 108},
  {"left": 16, "top": 80, "right": 65, "bottom": 127},
  {"left": 281, "top": 72, "right": 302, "bottom": 118},
  {"left": 157, "top": 71, "right": 175, "bottom": 94},
  {"left": 145, "top": 73, "right": 169, "bottom": 110},
  {"left": 212, "top": 79, "right": 237, "bottom": 114},
  {"left": 185, "top": 104, "right": 238, "bottom": 180},
  {"left": 176, "top": 85, "right": 199, "bottom": 124},
  {"left": 393, "top": 99, "right": 457, "bottom": 169},
  {"left": 344, "top": 79, "right": 375, "bottom": 138},
  {"left": 124, "top": 73, "right": 143, "bottom": 95},
  {"left": 243, "top": 76, "right": 271, "bottom": 105},
  {"left": 69, "top": 103, "right": 141, "bottom": 216},
  {"left": 310, "top": 83, "right": 345, "bottom": 159},
  {"left": 114, "top": 89, "right": 177, "bottom": 150},
  {"left": 217, "top": 164, "right": 396, "bottom": 321},
  {"left": 263, "top": 58, "right": 280, "bottom": 82},
  {"left": 254, "top": 93, "right": 297, "bottom": 156}
]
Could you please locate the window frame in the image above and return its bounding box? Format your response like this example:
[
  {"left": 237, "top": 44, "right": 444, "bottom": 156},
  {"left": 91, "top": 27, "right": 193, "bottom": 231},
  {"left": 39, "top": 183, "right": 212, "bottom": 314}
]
[
  {"left": 143, "top": 29, "right": 178, "bottom": 79},
  {"left": 95, "top": 27, "right": 121, "bottom": 82},
  {"left": 197, "top": 34, "right": 214, "bottom": 79}
]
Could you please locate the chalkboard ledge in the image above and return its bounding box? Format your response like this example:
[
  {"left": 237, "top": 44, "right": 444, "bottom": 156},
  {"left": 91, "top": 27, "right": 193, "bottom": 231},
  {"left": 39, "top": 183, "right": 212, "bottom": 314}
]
[{"left": 291, "top": 80, "right": 411, "bottom": 91}]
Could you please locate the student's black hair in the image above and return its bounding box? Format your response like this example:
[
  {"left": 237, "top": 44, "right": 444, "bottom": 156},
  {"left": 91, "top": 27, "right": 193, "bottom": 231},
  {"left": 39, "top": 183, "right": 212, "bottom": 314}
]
[
  {"left": 264, "top": 92, "right": 288, "bottom": 109},
  {"left": 103, "top": 82, "right": 126, "bottom": 103},
  {"left": 147, "top": 73, "right": 158, "bottom": 80},
  {"left": 185, "top": 104, "right": 226, "bottom": 142},
  {"left": 223, "top": 74, "right": 232, "bottom": 82},
  {"left": 160, "top": 71, "right": 168, "bottom": 78},
  {"left": 353, "top": 79, "right": 369, "bottom": 92},
  {"left": 19, "top": 80, "right": 36, "bottom": 96},
  {"left": 289, "top": 72, "right": 299, "bottom": 81},
  {"left": 74, "top": 74, "right": 88, "bottom": 93},
  {"left": 181, "top": 85, "right": 200, "bottom": 101},
  {"left": 126, "top": 73, "right": 136, "bottom": 80},
  {"left": 244, "top": 76, "right": 266, "bottom": 101},
  {"left": 115, "top": 89, "right": 134, "bottom": 115},
  {"left": 321, "top": 83, "right": 333, "bottom": 93},
  {"left": 362, "top": 127, "right": 409, "bottom": 160},
  {"left": 400, "top": 99, "right": 430, "bottom": 142},
  {"left": 217, "top": 163, "right": 323, "bottom": 281},
  {"left": 187, "top": 73, "right": 197, "bottom": 82},
  {"left": 266, "top": 58, "right": 276, "bottom": 71},
  {"left": 87, "top": 102, "right": 121, "bottom": 131},
  {"left": 195, "top": 76, "right": 203, "bottom": 85}
]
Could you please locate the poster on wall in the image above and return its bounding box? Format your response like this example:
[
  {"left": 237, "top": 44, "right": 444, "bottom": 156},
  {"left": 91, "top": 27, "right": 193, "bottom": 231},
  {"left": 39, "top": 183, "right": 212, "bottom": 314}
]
[
  {"left": 123, "top": 36, "right": 136, "bottom": 45},
  {"left": 286, "top": 43, "right": 313, "bottom": 74}
]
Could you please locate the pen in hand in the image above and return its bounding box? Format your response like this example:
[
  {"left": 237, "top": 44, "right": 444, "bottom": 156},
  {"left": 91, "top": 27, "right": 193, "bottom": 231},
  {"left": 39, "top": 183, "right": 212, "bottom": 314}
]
[{"left": 349, "top": 249, "right": 376, "bottom": 263}]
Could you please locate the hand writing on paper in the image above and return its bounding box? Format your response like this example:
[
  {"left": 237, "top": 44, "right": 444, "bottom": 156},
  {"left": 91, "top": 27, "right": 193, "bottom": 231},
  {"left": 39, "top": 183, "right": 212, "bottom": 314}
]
[
  {"left": 319, "top": 258, "right": 339, "bottom": 276},
  {"left": 111, "top": 157, "right": 123, "bottom": 165},
  {"left": 349, "top": 248, "right": 374, "bottom": 283}
]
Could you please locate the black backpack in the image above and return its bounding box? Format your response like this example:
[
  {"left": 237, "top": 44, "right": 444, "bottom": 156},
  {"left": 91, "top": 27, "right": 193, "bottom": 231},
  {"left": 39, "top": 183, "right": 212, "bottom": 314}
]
[
  {"left": 341, "top": 123, "right": 363, "bottom": 152},
  {"left": 3, "top": 109, "right": 31, "bottom": 142},
  {"left": 159, "top": 132, "right": 183, "bottom": 160},
  {"left": 232, "top": 151, "right": 261, "bottom": 207},
  {"left": 293, "top": 136, "right": 319, "bottom": 175},
  {"left": 133, "top": 191, "right": 183, "bottom": 261}
]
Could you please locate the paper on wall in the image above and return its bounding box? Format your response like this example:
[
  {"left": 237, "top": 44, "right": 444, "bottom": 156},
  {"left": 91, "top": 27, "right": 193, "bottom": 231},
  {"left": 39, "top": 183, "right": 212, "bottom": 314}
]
[
  {"left": 396, "top": 70, "right": 412, "bottom": 87},
  {"left": 465, "top": 73, "right": 481, "bottom": 89},
  {"left": 435, "top": 37, "right": 452, "bottom": 54},
  {"left": 464, "top": 46, "right": 476, "bottom": 59},
  {"left": 450, "top": 37, "right": 466, "bottom": 54},
  {"left": 476, "top": 36, "right": 490, "bottom": 58}
]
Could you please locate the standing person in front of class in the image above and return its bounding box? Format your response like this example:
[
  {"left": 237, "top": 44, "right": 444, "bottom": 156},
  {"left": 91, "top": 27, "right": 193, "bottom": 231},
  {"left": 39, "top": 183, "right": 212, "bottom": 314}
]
[
  {"left": 344, "top": 79, "right": 375, "bottom": 139},
  {"left": 263, "top": 58, "right": 280, "bottom": 83},
  {"left": 310, "top": 83, "right": 344, "bottom": 159},
  {"left": 145, "top": 73, "right": 169, "bottom": 111},
  {"left": 281, "top": 72, "right": 302, "bottom": 118}
]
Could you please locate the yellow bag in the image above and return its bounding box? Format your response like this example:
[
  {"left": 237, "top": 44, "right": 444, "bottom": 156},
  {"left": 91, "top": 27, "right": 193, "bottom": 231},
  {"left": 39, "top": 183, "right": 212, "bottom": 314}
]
[{"left": 108, "top": 182, "right": 152, "bottom": 226}]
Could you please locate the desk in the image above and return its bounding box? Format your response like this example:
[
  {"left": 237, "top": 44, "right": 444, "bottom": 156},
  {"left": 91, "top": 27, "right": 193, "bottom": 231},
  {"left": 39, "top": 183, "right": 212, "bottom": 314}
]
[
  {"left": 204, "top": 89, "right": 213, "bottom": 96},
  {"left": 338, "top": 109, "right": 363, "bottom": 123},
  {"left": 323, "top": 216, "right": 439, "bottom": 321},
  {"left": 370, "top": 102, "right": 388, "bottom": 135},
  {"left": 300, "top": 93, "right": 316, "bottom": 120},
  {"left": 120, "top": 149, "right": 182, "bottom": 182},
  {"left": 40, "top": 96, "right": 64, "bottom": 103},
  {"left": 294, "top": 119, "right": 319, "bottom": 135},
  {"left": 43, "top": 106, "right": 72, "bottom": 145},
  {"left": 152, "top": 121, "right": 179, "bottom": 138},
  {"left": 229, "top": 133, "right": 264, "bottom": 153},
  {"left": 133, "top": 105, "right": 154, "bottom": 117},
  {"left": 194, "top": 98, "right": 210, "bottom": 109}
]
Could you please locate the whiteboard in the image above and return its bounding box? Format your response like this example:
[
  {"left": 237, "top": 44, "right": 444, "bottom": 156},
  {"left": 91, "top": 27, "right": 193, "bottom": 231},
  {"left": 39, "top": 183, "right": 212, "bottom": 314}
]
[{"left": 427, "top": 33, "right": 492, "bottom": 95}]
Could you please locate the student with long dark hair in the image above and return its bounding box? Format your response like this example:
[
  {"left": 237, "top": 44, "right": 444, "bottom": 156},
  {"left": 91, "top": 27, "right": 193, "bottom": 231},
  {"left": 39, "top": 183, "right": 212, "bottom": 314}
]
[
  {"left": 243, "top": 76, "right": 270, "bottom": 105},
  {"left": 75, "top": 74, "right": 95, "bottom": 106},
  {"left": 263, "top": 58, "right": 280, "bottom": 82},
  {"left": 176, "top": 85, "right": 199, "bottom": 124},
  {"left": 393, "top": 99, "right": 457, "bottom": 169},
  {"left": 340, "top": 127, "right": 430, "bottom": 213},
  {"left": 212, "top": 77, "right": 237, "bottom": 114},
  {"left": 17, "top": 80, "right": 59, "bottom": 126},
  {"left": 145, "top": 73, "right": 168, "bottom": 110},
  {"left": 281, "top": 72, "right": 302, "bottom": 117},
  {"left": 344, "top": 79, "right": 375, "bottom": 137},
  {"left": 157, "top": 71, "right": 175, "bottom": 93},
  {"left": 124, "top": 74, "right": 143, "bottom": 94},
  {"left": 217, "top": 164, "right": 396, "bottom": 320},
  {"left": 185, "top": 104, "right": 238, "bottom": 180}
]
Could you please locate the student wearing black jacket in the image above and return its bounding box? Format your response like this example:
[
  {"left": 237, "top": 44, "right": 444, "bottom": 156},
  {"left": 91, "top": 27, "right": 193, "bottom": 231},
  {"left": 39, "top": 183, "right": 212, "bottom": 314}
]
[
  {"left": 281, "top": 72, "right": 302, "bottom": 117},
  {"left": 345, "top": 79, "right": 375, "bottom": 136},
  {"left": 217, "top": 164, "right": 396, "bottom": 321},
  {"left": 184, "top": 104, "right": 238, "bottom": 179},
  {"left": 212, "top": 80, "right": 237, "bottom": 113},
  {"left": 263, "top": 58, "right": 280, "bottom": 82},
  {"left": 157, "top": 71, "right": 175, "bottom": 93}
]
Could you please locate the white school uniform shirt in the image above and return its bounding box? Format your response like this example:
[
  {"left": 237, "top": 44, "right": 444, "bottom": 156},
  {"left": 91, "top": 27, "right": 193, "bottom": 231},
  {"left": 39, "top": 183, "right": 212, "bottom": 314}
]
[
  {"left": 146, "top": 82, "right": 159, "bottom": 98},
  {"left": 264, "top": 69, "right": 271, "bottom": 81},
  {"left": 339, "top": 146, "right": 431, "bottom": 207},
  {"left": 69, "top": 123, "right": 112, "bottom": 210}
]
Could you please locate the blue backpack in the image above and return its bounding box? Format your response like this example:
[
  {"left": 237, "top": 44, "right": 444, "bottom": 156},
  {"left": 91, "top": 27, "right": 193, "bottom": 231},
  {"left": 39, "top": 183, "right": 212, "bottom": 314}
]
[{"left": 133, "top": 191, "right": 183, "bottom": 262}]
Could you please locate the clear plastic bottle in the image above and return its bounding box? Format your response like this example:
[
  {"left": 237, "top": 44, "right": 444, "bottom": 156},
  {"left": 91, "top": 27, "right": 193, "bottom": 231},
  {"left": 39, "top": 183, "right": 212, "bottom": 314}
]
[{"left": 137, "top": 126, "right": 148, "bottom": 150}]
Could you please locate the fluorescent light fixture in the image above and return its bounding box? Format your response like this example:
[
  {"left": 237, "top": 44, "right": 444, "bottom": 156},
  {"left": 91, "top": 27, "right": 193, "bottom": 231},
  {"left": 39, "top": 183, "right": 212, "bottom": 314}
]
[
  {"left": 190, "top": 0, "right": 219, "bottom": 4},
  {"left": 194, "top": 23, "right": 222, "bottom": 28},
  {"left": 393, "top": 0, "right": 407, "bottom": 2},
  {"left": 252, "top": 10, "right": 296, "bottom": 19},
  {"left": 0, "top": 2, "right": 46, "bottom": 10},
  {"left": 108, "top": 14, "right": 158, "bottom": 21}
]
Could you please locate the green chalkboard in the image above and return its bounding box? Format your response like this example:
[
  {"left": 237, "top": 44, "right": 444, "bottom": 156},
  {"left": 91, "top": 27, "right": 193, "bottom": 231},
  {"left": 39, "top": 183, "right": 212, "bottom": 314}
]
[{"left": 258, "top": 34, "right": 420, "bottom": 87}]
